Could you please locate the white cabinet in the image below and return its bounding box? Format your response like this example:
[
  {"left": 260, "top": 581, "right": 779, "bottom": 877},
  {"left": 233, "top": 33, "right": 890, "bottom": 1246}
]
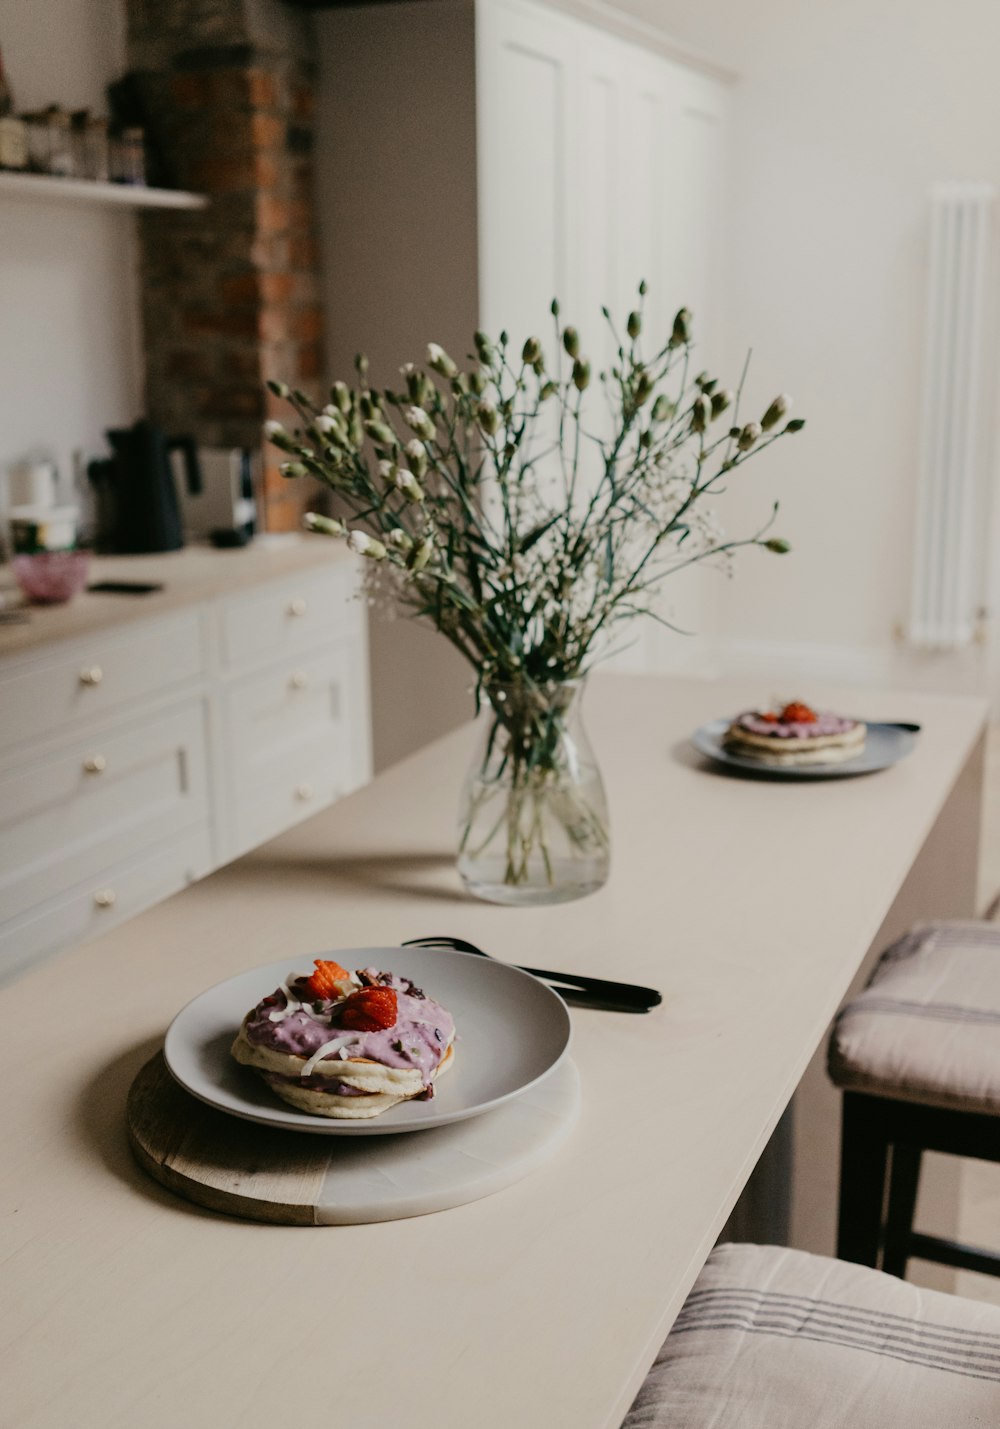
[{"left": 0, "top": 555, "right": 370, "bottom": 981}]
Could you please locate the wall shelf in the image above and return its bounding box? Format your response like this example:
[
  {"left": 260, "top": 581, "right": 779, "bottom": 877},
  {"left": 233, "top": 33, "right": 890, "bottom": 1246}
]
[{"left": 0, "top": 171, "right": 207, "bottom": 210}]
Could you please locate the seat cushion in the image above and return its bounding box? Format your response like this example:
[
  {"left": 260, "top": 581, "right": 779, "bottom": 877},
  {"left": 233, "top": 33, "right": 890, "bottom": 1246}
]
[
  {"left": 827, "top": 920, "right": 1000, "bottom": 1114},
  {"left": 624, "top": 1242, "right": 1000, "bottom": 1428}
]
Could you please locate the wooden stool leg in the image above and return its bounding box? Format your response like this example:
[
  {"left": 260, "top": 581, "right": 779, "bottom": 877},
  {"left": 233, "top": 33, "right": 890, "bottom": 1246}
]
[
  {"left": 836, "top": 1093, "right": 890, "bottom": 1267},
  {"left": 882, "top": 1143, "right": 922, "bottom": 1279}
]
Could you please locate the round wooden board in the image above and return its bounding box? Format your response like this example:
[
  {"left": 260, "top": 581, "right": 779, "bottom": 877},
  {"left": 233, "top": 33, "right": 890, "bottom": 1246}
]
[{"left": 127, "top": 1052, "right": 581, "bottom": 1225}]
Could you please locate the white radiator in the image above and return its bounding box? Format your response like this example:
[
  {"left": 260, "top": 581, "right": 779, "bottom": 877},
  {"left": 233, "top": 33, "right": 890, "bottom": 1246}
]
[{"left": 909, "top": 182, "right": 995, "bottom": 650}]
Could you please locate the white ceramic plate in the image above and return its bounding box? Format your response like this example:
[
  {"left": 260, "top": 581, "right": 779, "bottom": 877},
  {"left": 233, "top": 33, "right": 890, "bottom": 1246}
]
[{"left": 164, "top": 946, "right": 573, "bottom": 1136}]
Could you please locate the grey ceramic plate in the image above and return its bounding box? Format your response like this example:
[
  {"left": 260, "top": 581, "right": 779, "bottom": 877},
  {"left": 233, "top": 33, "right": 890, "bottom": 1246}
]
[
  {"left": 691, "top": 718, "right": 917, "bottom": 780},
  {"left": 164, "top": 946, "right": 572, "bottom": 1136}
]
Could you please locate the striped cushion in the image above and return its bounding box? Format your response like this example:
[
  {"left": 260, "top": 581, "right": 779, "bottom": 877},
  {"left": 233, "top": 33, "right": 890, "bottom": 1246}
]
[
  {"left": 624, "top": 1243, "right": 1000, "bottom": 1428},
  {"left": 827, "top": 921, "right": 1000, "bottom": 1113}
]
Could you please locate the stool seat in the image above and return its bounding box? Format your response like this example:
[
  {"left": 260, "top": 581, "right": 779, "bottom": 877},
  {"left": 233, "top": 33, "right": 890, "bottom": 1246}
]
[
  {"left": 624, "top": 1243, "right": 1000, "bottom": 1428},
  {"left": 828, "top": 921, "right": 1000, "bottom": 1115}
]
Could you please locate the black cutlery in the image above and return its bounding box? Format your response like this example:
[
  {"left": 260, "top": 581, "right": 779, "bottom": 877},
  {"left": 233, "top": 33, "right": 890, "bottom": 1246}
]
[{"left": 403, "top": 935, "right": 662, "bottom": 1014}]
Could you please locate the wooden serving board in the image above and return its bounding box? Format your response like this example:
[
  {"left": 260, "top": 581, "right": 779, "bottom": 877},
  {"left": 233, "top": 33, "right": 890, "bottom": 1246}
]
[{"left": 127, "top": 1053, "right": 580, "bottom": 1226}]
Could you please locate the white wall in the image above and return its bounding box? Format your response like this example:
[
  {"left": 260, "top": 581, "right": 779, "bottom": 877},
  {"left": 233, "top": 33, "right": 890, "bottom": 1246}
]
[
  {"left": 0, "top": 0, "right": 142, "bottom": 514},
  {"left": 598, "top": 0, "right": 1000, "bottom": 697}
]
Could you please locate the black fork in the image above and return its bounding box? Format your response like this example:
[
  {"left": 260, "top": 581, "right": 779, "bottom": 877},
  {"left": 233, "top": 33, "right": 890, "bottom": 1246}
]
[{"left": 403, "top": 935, "right": 662, "bottom": 1014}]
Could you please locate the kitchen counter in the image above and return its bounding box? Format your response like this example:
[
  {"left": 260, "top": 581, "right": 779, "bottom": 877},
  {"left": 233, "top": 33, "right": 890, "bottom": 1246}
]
[
  {"left": 0, "top": 536, "right": 354, "bottom": 660},
  {"left": 0, "top": 676, "right": 986, "bottom": 1429}
]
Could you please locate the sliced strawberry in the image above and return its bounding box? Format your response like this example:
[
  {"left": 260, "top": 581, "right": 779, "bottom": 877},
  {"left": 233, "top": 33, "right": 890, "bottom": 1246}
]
[
  {"left": 305, "top": 959, "right": 352, "bottom": 1001},
  {"left": 759, "top": 711, "right": 780, "bottom": 723},
  {"left": 780, "top": 701, "right": 817, "bottom": 724},
  {"left": 339, "top": 987, "right": 398, "bottom": 1033}
]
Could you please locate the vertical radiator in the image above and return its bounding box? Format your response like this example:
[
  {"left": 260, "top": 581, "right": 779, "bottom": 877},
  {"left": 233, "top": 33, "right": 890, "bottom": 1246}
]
[{"left": 909, "top": 182, "right": 995, "bottom": 650}]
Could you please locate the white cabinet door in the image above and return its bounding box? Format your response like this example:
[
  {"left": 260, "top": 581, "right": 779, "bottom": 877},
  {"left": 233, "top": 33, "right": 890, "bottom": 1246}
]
[
  {"left": 478, "top": 0, "right": 732, "bottom": 675},
  {"left": 477, "top": 0, "right": 580, "bottom": 344}
]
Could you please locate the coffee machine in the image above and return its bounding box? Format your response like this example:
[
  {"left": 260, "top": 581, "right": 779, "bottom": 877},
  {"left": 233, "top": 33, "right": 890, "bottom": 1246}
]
[{"left": 172, "top": 447, "right": 258, "bottom": 546}]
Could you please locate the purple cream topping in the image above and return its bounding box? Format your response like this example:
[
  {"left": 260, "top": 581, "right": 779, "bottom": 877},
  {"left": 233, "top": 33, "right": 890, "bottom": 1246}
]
[
  {"left": 244, "top": 968, "right": 454, "bottom": 1087},
  {"left": 735, "top": 710, "right": 859, "bottom": 739}
]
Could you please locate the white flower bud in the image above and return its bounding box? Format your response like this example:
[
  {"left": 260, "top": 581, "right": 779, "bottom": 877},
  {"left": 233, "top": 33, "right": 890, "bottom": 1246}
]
[
  {"left": 408, "top": 537, "right": 434, "bottom": 572},
  {"left": 304, "top": 513, "right": 345, "bottom": 537},
  {"left": 394, "top": 468, "right": 424, "bottom": 502},
  {"left": 314, "top": 414, "right": 338, "bottom": 435},
  {"left": 404, "top": 406, "right": 435, "bottom": 440},
  {"left": 761, "top": 393, "right": 792, "bottom": 431},
  {"left": 263, "top": 419, "right": 284, "bottom": 438},
  {"left": 404, "top": 438, "right": 428, "bottom": 476},
  {"left": 477, "top": 400, "right": 500, "bottom": 435},
  {"left": 388, "top": 528, "right": 413, "bottom": 551},
  {"left": 426, "top": 343, "right": 458, "bottom": 378},
  {"left": 378, "top": 458, "right": 397, "bottom": 481},
  {"left": 347, "top": 530, "right": 387, "bottom": 559},
  {"left": 737, "top": 421, "right": 763, "bottom": 451}
]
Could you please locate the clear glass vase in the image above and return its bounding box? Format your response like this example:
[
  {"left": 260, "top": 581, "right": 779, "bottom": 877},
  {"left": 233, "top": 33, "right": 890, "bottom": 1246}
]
[{"left": 457, "top": 679, "right": 610, "bottom": 906}]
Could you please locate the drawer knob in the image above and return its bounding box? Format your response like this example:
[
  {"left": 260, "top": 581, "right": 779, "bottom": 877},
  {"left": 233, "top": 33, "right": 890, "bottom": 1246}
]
[
  {"left": 93, "top": 888, "right": 117, "bottom": 908},
  {"left": 287, "top": 597, "right": 307, "bottom": 617},
  {"left": 83, "top": 754, "right": 107, "bottom": 774},
  {"left": 79, "top": 665, "right": 103, "bottom": 686},
  {"left": 290, "top": 670, "right": 308, "bottom": 690},
  {"left": 295, "top": 782, "right": 314, "bottom": 802}
]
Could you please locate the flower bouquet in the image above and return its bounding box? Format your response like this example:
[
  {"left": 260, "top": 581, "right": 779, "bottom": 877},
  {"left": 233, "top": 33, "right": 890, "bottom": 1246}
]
[{"left": 265, "top": 288, "right": 804, "bottom": 904}]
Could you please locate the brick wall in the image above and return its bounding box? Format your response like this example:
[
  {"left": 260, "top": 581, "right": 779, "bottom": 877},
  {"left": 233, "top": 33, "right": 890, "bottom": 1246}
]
[{"left": 126, "top": 2, "right": 324, "bottom": 532}]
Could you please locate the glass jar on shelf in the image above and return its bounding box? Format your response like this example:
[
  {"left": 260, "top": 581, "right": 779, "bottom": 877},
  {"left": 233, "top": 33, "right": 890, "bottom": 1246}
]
[
  {"left": 73, "top": 111, "right": 109, "bottom": 182},
  {"left": 111, "top": 125, "right": 145, "bottom": 186},
  {"left": 23, "top": 112, "right": 50, "bottom": 172},
  {"left": 0, "top": 114, "right": 28, "bottom": 170},
  {"left": 44, "top": 107, "right": 74, "bottom": 176}
]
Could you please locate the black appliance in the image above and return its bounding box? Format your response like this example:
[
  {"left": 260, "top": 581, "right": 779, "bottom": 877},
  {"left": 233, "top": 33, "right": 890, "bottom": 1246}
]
[{"left": 88, "top": 421, "right": 200, "bottom": 554}]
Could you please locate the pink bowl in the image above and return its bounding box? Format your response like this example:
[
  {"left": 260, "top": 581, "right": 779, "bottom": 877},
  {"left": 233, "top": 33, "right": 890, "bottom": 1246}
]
[{"left": 13, "top": 551, "right": 91, "bottom": 605}]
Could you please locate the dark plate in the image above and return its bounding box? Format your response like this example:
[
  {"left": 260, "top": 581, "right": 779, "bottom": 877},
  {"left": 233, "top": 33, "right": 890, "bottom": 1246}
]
[{"left": 691, "top": 719, "right": 917, "bottom": 780}]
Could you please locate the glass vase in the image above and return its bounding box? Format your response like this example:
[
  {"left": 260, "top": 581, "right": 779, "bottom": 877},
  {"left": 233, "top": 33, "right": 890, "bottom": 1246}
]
[{"left": 457, "top": 679, "right": 610, "bottom": 906}]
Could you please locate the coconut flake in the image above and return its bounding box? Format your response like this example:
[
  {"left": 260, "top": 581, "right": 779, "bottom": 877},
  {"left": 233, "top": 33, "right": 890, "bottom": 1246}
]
[
  {"left": 267, "top": 980, "right": 303, "bottom": 1023},
  {"left": 300, "top": 1034, "right": 358, "bottom": 1077}
]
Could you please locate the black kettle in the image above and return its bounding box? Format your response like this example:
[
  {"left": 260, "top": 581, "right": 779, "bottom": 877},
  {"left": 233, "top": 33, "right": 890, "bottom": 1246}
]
[{"left": 89, "top": 421, "right": 201, "bottom": 554}]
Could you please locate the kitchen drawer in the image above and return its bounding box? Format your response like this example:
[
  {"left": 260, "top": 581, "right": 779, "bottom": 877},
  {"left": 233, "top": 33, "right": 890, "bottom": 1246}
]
[
  {"left": 219, "top": 562, "right": 355, "bottom": 672},
  {"left": 0, "top": 610, "right": 205, "bottom": 754},
  {"left": 226, "top": 644, "right": 353, "bottom": 854},
  {"left": 0, "top": 700, "right": 209, "bottom": 924},
  {"left": 231, "top": 730, "right": 349, "bottom": 857},
  {"left": 0, "top": 825, "right": 213, "bottom": 985}
]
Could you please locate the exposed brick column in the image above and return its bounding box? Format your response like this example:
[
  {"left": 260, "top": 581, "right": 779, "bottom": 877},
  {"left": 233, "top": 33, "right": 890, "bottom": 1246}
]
[{"left": 126, "top": 3, "right": 323, "bottom": 532}]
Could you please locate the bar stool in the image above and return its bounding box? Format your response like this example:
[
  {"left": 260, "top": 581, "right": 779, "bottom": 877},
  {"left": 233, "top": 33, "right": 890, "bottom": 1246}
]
[
  {"left": 828, "top": 920, "right": 1000, "bottom": 1280},
  {"left": 623, "top": 1242, "right": 1000, "bottom": 1426}
]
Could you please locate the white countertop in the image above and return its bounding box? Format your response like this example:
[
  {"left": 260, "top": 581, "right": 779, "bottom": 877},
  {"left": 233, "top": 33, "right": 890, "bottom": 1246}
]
[
  {"left": 0, "top": 675, "right": 987, "bottom": 1429},
  {"left": 0, "top": 536, "right": 354, "bottom": 660}
]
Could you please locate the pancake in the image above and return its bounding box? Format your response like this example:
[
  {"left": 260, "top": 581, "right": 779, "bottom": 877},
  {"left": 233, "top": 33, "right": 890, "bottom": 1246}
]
[
  {"left": 231, "top": 961, "right": 456, "bottom": 1120},
  {"left": 723, "top": 702, "right": 866, "bottom": 766}
]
